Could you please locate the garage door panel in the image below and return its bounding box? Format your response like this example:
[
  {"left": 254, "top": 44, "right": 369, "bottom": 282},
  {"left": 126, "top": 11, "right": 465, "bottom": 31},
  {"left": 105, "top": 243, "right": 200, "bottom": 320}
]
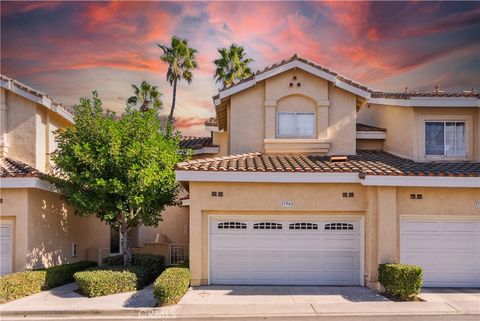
[
  {"left": 210, "top": 217, "right": 362, "bottom": 285},
  {"left": 0, "top": 223, "right": 13, "bottom": 275},
  {"left": 401, "top": 218, "right": 480, "bottom": 288}
]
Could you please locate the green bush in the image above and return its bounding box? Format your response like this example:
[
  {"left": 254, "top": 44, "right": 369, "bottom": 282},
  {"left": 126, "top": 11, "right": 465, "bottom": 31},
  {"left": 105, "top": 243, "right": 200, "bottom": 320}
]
[
  {"left": 75, "top": 269, "right": 137, "bottom": 298},
  {"left": 153, "top": 267, "right": 190, "bottom": 306},
  {"left": 39, "top": 261, "right": 97, "bottom": 289},
  {"left": 378, "top": 263, "right": 423, "bottom": 301},
  {"left": 0, "top": 271, "right": 46, "bottom": 303},
  {"left": 75, "top": 264, "right": 162, "bottom": 297},
  {"left": 103, "top": 253, "right": 164, "bottom": 273},
  {"left": 0, "top": 261, "right": 97, "bottom": 303}
]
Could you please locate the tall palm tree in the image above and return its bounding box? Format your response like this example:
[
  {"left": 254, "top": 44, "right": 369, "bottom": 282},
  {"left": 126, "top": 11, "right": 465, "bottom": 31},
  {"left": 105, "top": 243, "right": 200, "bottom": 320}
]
[
  {"left": 213, "top": 44, "right": 254, "bottom": 87},
  {"left": 158, "top": 36, "right": 198, "bottom": 121},
  {"left": 127, "top": 81, "right": 162, "bottom": 112}
]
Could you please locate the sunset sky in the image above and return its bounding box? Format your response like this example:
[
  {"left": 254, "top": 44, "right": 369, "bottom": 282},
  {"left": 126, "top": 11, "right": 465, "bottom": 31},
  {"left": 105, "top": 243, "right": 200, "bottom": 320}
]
[{"left": 2, "top": 1, "right": 480, "bottom": 135}]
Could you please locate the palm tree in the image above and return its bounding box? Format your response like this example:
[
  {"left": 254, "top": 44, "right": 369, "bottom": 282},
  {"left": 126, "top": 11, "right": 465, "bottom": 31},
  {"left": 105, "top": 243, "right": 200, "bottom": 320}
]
[
  {"left": 158, "top": 36, "right": 198, "bottom": 121},
  {"left": 127, "top": 81, "right": 162, "bottom": 112},
  {"left": 213, "top": 44, "right": 254, "bottom": 87}
]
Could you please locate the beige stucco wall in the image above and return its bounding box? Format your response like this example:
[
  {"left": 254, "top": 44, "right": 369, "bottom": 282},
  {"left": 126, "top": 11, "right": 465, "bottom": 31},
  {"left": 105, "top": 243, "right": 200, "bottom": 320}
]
[
  {"left": 187, "top": 181, "right": 480, "bottom": 287},
  {"left": 0, "top": 187, "right": 109, "bottom": 271},
  {"left": 5, "top": 92, "right": 37, "bottom": 166},
  {"left": 227, "top": 68, "right": 358, "bottom": 155},
  {"left": 229, "top": 82, "right": 265, "bottom": 154},
  {"left": 137, "top": 205, "right": 189, "bottom": 246},
  {"left": 357, "top": 104, "right": 414, "bottom": 159},
  {"left": 356, "top": 139, "right": 383, "bottom": 150}
]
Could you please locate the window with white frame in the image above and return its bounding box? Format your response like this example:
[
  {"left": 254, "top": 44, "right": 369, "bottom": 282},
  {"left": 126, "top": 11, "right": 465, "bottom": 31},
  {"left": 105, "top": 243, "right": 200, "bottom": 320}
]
[
  {"left": 425, "top": 121, "right": 466, "bottom": 157},
  {"left": 277, "top": 112, "right": 315, "bottom": 138}
]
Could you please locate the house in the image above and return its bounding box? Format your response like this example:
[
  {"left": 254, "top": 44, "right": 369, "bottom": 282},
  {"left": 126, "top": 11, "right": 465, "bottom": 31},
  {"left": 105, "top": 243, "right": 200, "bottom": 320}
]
[
  {"left": 0, "top": 75, "right": 218, "bottom": 274},
  {"left": 175, "top": 55, "right": 480, "bottom": 289}
]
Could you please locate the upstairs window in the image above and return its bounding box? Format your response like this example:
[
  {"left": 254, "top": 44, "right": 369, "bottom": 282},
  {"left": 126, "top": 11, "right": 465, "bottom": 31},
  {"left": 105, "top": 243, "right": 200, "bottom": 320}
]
[
  {"left": 425, "top": 121, "right": 466, "bottom": 157},
  {"left": 277, "top": 112, "right": 315, "bottom": 138}
]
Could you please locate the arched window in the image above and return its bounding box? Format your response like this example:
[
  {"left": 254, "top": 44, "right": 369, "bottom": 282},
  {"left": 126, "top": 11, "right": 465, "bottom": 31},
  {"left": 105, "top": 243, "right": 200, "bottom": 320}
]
[
  {"left": 289, "top": 222, "right": 318, "bottom": 230},
  {"left": 324, "top": 223, "right": 354, "bottom": 230},
  {"left": 253, "top": 222, "right": 283, "bottom": 230},
  {"left": 217, "top": 222, "right": 247, "bottom": 229}
]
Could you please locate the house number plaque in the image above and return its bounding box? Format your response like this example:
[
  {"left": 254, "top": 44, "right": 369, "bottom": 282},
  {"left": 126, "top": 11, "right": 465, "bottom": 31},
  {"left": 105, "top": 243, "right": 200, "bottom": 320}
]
[{"left": 281, "top": 201, "right": 294, "bottom": 208}]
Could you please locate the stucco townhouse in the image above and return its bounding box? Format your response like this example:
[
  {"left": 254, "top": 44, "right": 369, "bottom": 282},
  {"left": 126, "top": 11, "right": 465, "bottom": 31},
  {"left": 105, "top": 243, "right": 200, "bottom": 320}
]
[
  {"left": 0, "top": 75, "right": 218, "bottom": 274},
  {"left": 175, "top": 55, "right": 480, "bottom": 289}
]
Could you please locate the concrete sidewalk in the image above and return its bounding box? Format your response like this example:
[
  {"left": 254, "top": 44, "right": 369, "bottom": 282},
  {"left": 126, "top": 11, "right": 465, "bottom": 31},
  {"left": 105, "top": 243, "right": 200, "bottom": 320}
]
[{"left": 0, "top": 284, "right": 478, "bottom": 318}]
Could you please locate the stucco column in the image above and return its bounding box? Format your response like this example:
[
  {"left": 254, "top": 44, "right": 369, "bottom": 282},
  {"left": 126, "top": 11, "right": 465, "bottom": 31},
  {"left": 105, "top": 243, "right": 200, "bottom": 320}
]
[
  {"left": 0, "top": 88, "right": 8, "bottom": 157},
  {"left": 188, "top": 184, "right": 203, "bottom": 286},
  {"left": 316, "top": 100, "right": 329, "bottom": 139},
  {"left": 264, "top": 100, "right": 276, "bottom": 139},
  {"left": 365, "top": 186, "right": 378, "bottom": 288},
  {"left": 376, "top": 186, "right": 398, "bottom": 265}
]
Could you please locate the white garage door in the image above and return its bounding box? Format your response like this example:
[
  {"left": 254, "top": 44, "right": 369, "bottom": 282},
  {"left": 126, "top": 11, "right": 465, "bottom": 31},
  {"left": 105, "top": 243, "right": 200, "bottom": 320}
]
[
  {"left": 0, "top": 222, "right": 13, "bottom": 275},
  {"left": 401, "top": 218, "right": 480, "bottom": 287},
  {"left": 210, "top": 217, "right": 362, "bottom": 285}
]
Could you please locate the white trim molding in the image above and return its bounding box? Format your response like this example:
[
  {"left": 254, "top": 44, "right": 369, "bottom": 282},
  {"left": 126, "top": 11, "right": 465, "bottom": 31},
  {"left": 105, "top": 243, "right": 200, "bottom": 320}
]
[
  {"left": 176, "top": 170, "right": 479, "bottom": 188},
  {"left": 369, "top": 97, "right": 479, "bottom": 108},
  {"left": 356, "top": 131, "right": 386, "bottom": 139},
  {"left": 361, "top": 175, "right": 480, "bottom": 188},
  {"left": 176, "top": 171, "right": 361, "bottom": 183},
  {"left": 0, "top": 177, "right": 58, "bottom": 192}
]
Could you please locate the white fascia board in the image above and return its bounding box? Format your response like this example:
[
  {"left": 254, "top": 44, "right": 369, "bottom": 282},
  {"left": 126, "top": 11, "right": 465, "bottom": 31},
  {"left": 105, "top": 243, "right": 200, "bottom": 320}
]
[
  {"left": 176, "top": 170, "right": 360, "bottom": 183},
  {"left": 192, "top": 147, "right": 220, "bottom": 155},
  {"left": 356, "top": 131, "right": 387, "bottom": 139},
  {"left": 410, "top": 97, "right": 479, "bottom": 107},
  {"left": 204, "top": 125, "right": 218, "bottom": 132},
  {"left": 0, "top": 177, "right": 58, "bottom": 192},
  {"left": 219, "top": 79, "right": 256, "bottom": 99},
  {"left": 362, "top": 175, "right": 480, "bottom": 188},
  {"left": 369, "top": 97, "right": 479, "bottom": 108},
  {"left": 334, "top": 79, "right": 371, "bottom": 99},
  {"left": 181, "top": 199, "right": 190, "bottom": 207},
  {"left": 256, "top": 60, "right": 337, "bottom": 83}
]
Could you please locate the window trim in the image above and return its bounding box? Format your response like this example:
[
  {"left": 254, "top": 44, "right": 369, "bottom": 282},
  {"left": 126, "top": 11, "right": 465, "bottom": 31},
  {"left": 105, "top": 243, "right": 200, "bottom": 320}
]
[
  {"left": 276, "top": 112, "right": 316, "bottom": 139},
  {"left": 424, "top": 120, "right": 467, "bottom": 158}
]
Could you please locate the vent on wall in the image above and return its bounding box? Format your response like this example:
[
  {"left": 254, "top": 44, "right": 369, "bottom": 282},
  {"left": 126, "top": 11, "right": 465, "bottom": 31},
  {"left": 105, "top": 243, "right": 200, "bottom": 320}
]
[
  {"left": 410, "top": 193, "right": 423, "bottom": 200},
  {"left": 342, "top": 192, "right": 354, "bottom": 198}
]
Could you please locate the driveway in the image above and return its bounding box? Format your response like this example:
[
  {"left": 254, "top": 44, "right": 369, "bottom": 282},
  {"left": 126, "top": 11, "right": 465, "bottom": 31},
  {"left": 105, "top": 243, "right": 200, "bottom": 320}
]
[
  {"left": 179, "top": 285, "right": 389, "bottom": 304},
  {"left": 418, "top": 288, "right": 480, "bottom": 314}
]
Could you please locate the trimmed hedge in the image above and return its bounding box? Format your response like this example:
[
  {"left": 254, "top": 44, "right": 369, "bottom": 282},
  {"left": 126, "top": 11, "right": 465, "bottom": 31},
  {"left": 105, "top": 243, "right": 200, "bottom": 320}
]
[
  {"left": 103, "top": 254, "right": 164, "bottom": 275},
  {"left": 75, "top": 269, "right": 138, "bottom": 297},
  {"left": 75, "top": 264, "right": 163, "bottom": 297},
  {"left": 378, "top": 263, "right": 423, "bottom": 301},
  {"left": 153, "top": 267, "right": 190, "bottom": 306},
  {"left": 38, "top": 261, "right": 98, "bottom": 289},
  {"left": 0, "top": 261, "right": 97, "bottom": 303},
  {"left": 0, "top": 271, "right": 46, "bottom": 304}
]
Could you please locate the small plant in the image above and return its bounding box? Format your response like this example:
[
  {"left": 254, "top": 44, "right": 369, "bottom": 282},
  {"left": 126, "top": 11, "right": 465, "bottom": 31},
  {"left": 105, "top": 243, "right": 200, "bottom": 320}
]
[
  {"left": 75, "top": 269, "right": 137, "bottom": 297},
  {"left": 378, "top": 263, "right": 423, "bottom": 301},
  {"left": 153, "top": 267, "right": 190, "bottom": 306}
]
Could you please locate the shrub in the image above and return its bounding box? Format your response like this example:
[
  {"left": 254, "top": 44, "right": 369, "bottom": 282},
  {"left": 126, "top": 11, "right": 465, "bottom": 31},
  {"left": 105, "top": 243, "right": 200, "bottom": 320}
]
[
  {"left": 75, "top": 269, "right": 137, "bottom": 298},
  {"left": 0, "top": 271, "right": 46, "bottom": 303},
  {"left": 39, "top": 261, "right": 97, "bottom": 289},
  {"left": 103, "top": 254, "right": 164, "bottom": 272},
  {"left": 378, "top": 263, "right": 423, "bottom": 301},
  {"left": 0, "top": 261, "right": 97, "bottom": 303},
  {"left": 75, "top": 264, "right": 161, "bottom": 297},
  {"left": 153, "top": 267, "right": 190, "bottom": 306}
]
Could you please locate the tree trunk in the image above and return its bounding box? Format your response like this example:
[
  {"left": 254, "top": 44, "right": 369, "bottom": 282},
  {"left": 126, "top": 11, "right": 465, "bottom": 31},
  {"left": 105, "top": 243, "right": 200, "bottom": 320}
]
[
  {"left": 169, "top": 77, "right": 177, "bottom": 122},
  {"left": 120, "top": 224, "right": 132, "bottom": 265}
]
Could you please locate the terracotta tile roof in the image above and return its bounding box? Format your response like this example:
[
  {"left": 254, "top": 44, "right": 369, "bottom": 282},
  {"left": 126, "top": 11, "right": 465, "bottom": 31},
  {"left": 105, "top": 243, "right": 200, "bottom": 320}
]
[
  {"left": 356, "top": 123, "right": 386, "bottom": 132},
  {"left": 371, "top": 91, "right": 479, "bottom": 99},
  {"left": 204, "top": 117, "right": 218, "bottom": 127},
  {"left": 0, "top": 158, "right": 41, "bottom": 178},
  {"left": 180, "top": 136, "right": 215, "bottom": 150},
  {"left": 218, "top": 54, "right": 373, "bottom": 95},
  {"left": 176, "top": 150, "right": 480, "bottom": 177}
]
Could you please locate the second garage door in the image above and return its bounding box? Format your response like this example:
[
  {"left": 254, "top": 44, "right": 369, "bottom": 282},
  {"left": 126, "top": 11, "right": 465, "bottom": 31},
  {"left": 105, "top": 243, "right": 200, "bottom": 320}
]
[
  {"left": 210, "top": 216, "right": 362, "bottom": 285},
  {"left": 401, "top": 218, "right": 480, "bottom": 287}
]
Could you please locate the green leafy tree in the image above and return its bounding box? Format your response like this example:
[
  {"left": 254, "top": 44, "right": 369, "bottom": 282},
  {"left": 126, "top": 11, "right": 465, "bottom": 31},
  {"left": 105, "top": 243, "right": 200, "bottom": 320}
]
[
  {"left": 158, "top": 36, "right": 198, "bottom": 121},
  {"left": 127, "top": 80, "right": 162, "bottom": 112},
  {"left": 213, "top": 44, "right": 253, "bottom": 87},
  {"left": 49, "top": 91, "right": 185, "bottom": 265}
]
